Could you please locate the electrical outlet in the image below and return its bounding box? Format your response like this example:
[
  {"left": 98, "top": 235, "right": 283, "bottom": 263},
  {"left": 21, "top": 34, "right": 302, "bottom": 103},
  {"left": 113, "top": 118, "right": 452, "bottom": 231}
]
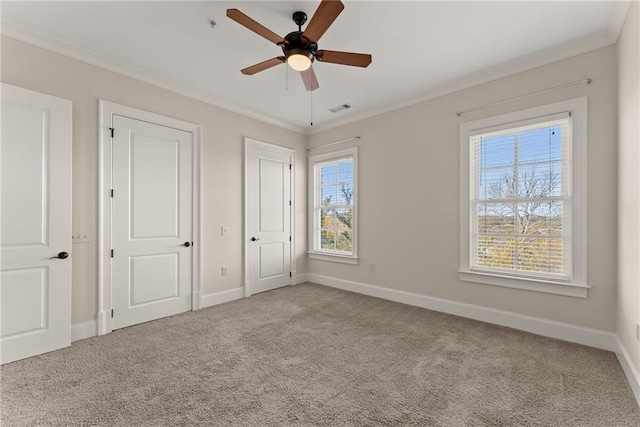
[
  {"left": 221, "top": 267, "right": 228, "bottom": 276},
  {"left": 221, "top": 226, "right": 228, "bottom": 236},
  {"left": 369, "top": 264, "right": 376, "bottom": 272},
  {"left": 72, "top": 232, "right": 90, "bottom": 243}
]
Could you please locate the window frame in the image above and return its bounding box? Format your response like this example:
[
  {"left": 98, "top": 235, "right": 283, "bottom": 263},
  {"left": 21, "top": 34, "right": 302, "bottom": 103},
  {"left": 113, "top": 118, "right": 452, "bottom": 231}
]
[
  {"left": 459, "top": 98, "right": 588, "bottom": 298},
  {"left": 308, "top": 147, "right": 358, "bottom": 264}
]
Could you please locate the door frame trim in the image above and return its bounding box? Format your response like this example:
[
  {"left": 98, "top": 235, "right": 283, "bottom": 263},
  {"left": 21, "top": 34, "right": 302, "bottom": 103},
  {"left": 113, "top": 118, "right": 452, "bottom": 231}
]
[
  {"left": 98, "top": 100, "right": 201, "bottom": 335},
  {"left": 244, "top": 138, "right": 295, "bottom": 297}
]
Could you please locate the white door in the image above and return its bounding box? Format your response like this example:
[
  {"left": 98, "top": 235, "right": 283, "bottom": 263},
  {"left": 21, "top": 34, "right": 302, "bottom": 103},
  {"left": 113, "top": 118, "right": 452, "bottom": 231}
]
[
  {"left": 111, "top": 115, "right": 193, "bottom": 329},
  {"left": 246, "top": 140, "right": 293, "bottom": 295},
  {"left": 0, "top": 84, "right": 72, "bottom": 364}
]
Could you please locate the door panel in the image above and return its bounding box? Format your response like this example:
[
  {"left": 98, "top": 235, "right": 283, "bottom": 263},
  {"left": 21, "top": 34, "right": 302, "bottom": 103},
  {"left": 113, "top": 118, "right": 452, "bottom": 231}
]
[
  {"left": 1, "top": 268, "right": 48, "bottom": 336},
  {"left": 111, "top": 115, "right": 192, "bottom": 329},
  {"left": 259, "top": 243, "right": 285, "bottom": 278},
  {"left": 259, "top": 158, "right": 285, "bottom": 232},
  {"left": 1, "top": 103, "right": 49, "bottom": 246},
  {"left": 130, "top": 135, "right": 179, "bottom": 239},
  {"left": 129, "top": 254, "right": 179, "bottom": 306},
  {"left": 246, "top": 141, "right": 292, "bottom": 295},
  {"left": 0, "top": 84, "right": 72, "bottom": 364}
]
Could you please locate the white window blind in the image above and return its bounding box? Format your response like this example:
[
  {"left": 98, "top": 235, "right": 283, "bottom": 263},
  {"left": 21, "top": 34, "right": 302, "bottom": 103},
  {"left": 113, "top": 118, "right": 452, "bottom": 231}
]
[
  {"left": 308, "top": 147, "right": 358, "bottom": 262},
  {"left": 315, "top": 156, "right": 354, "bottom": 253},
  {"left": 469, "top": 113, "right": 572, "bottom": 281}
]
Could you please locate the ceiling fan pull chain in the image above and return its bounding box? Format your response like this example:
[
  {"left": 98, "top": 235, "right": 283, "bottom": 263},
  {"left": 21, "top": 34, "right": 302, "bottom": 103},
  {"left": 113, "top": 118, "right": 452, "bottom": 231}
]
[
  {"left": 285, "top": 63, "right": 289, "bottom": 91},
  {"left": 310, "top": 89, "right": 314, "bottom": 126}
]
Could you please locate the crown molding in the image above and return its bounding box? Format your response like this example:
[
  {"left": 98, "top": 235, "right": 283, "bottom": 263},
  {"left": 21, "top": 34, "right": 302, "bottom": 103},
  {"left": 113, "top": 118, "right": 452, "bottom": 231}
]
[
  {"left": 2, "top": 0, "right": 628, "bottom": 138},
  {"left": 306, "top": 0, "right": 630, "bottom": 135},
  {"left": 603, "top": 0, "right": 632, "bottom": 42},
  {"left": 0, "top": 20, "right": 306, "bottom": 135},
  {"left": 307, "top": 30, "right": 616, "bottom": 135}
]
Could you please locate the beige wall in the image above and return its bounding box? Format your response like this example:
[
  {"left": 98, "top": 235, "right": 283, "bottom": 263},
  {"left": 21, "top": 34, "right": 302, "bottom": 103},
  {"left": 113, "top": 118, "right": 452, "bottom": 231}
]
[
  {"left": 309, "top": 46, "right": 618, "bottom": 332},
  {"left": 0, "top": 30, "right": 628, "bottom": 336},
  {"left": 617, "top": 1, "right": 640, "bottom": 372},
  {"left": 1, "top": 36, "right": 308, "bottom": 325}
]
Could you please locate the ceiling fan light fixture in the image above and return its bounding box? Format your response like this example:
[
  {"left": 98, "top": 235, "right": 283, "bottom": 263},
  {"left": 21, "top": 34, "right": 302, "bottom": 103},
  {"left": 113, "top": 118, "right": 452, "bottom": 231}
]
[{"left": 286, "top": 49, "right": 313, "bottom": 71}]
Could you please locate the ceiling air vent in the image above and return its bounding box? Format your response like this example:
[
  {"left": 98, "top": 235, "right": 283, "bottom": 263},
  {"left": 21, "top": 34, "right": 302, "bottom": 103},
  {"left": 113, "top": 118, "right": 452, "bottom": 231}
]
[{"left": 329, "top": 103, "right": 352, "bottom": 113}]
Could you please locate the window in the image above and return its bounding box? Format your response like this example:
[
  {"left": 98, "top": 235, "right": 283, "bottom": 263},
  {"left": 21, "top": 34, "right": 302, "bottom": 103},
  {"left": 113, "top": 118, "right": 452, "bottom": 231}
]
[
  {"left": 460, "top": 98, "right": 588, "bottom": 298},
  {"left": 308, "top": 147, "right": 358, "bottom": 264}
]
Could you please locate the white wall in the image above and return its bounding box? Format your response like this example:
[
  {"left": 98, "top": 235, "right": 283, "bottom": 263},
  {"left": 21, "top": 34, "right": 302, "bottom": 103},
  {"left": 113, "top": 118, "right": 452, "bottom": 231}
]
[
  {"left": 617, "top": 1, "right": 640, "bottom": 373},
  {"left": 0, "top": 36, "right": 307, "bottom": 325},
  {"left": 308, "top": 46, "right": 618, "bottom": 332}
]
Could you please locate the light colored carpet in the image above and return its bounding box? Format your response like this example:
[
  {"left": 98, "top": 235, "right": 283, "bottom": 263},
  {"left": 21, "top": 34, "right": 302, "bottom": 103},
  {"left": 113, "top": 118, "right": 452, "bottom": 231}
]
[{"left": 1, "top": 283, "right": 639, "bottom": 426}]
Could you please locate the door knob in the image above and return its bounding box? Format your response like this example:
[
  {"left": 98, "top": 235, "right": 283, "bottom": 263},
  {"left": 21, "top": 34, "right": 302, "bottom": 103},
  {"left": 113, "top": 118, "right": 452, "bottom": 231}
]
[
  {"left": 181, "top": 242, "right": 191, "bottom": 247},
  {"left": 49, "top": 251, "right": 69, "bottom": 260},
  {"left": 251, "top": 237, "right": 260, "bottom": 241}
]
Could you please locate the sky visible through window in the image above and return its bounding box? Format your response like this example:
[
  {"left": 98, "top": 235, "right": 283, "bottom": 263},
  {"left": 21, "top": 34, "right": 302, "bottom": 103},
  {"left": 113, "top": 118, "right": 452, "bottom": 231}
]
[
  {"left": 321, "top": 160, "right": 353, "bottom": 205},
  {"left": 477, "top": 125, "right": 563, "bottom": 214}
]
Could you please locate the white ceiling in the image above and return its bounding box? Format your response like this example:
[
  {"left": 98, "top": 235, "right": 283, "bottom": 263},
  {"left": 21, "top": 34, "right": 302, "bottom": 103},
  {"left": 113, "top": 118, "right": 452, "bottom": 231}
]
[{"left": 0, "top": 1, "right": 629, "bottom": 133}]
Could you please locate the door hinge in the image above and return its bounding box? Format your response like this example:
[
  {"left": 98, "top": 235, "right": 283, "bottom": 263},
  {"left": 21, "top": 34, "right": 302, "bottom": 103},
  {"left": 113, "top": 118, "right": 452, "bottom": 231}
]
[
  {"left": 111, "top": 309, "right": 114, "bottom": 318},
  {"left": 289, "top": 200, "right": 292, "bottom": 206},
  {"left": 109, "top": 127, "right": 114, "bottom": 138},
  {"left": 289, "top": 164, "right": 292, "bottom": 170},
  {"left": 290, "top": 272, "right": 292, "bottom": 277},
  {"left": 289, "top": 236, "right": 291, "bottom": 242},
  {"left": 110, "top": 249, "right": 114, "bottom": 258},
  {"left": 110, "top": 189, "right": 114, "bottom": 198}
]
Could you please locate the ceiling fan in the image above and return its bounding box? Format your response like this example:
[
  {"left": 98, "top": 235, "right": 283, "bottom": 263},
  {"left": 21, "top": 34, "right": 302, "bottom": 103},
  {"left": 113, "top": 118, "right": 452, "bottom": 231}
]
[{"left": 227, "top": 0, "right": 372, "bottom": 91}]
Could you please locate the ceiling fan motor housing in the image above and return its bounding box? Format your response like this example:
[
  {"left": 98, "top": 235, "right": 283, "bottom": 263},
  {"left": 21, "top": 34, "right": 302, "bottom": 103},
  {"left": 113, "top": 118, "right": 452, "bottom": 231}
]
[{"left": 282, "top": 31, "right": 317, "bottom": 63}]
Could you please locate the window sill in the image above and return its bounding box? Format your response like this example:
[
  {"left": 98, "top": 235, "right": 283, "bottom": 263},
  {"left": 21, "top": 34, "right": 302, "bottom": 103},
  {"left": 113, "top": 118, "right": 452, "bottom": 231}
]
[
  {"left": 458, "top": 270, "right": 589, "bottom": 298},
  {"left": 308, "top": 252, "right": 359, "bottom": 265}
]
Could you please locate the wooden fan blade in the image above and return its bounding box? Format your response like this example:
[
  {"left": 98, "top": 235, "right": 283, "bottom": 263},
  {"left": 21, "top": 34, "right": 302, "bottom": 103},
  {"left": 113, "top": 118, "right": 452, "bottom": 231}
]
[
  {"left": 227, "top": 9, "right": 285, "bottom": 45},
  {"left": 300, "top": 67, "right": 319, "bottom": 91},
  {"left": 241, "top": 57, "right": 285, "bottom": 75},
  {"left": 316, "top": 50, "right": 372, "bottom": 67},
  {"left": 302, "top": 0, "right": 344, "bottom": 43}
]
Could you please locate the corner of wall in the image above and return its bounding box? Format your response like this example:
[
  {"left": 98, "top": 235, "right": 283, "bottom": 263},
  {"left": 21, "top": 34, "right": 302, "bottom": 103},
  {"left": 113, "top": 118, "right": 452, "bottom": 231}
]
[
  {"left": 616, "top": 336, "right": 640, "bottom": 407},
  {"left": 616, "top": 0, "right": 640, "bottom": 386}
]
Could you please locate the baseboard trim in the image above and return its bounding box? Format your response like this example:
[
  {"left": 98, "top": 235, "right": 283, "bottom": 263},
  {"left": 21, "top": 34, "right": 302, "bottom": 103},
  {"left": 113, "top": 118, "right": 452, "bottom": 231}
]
[
  {"left": 615, "top": 336, "right": 640, "bottom": 407},
  {"left": 201, "top": 287, "right": 244, "bottom": 309},
  {"left": 192, "top": 290, "right": 202, "bottom": 311},
  {"left": 71, "top": 320, "right": 97, "bottom": 342},
  {"left": 295, "top": 273, "right": 308, "bottom": 285},
  {"left": 73, "top": 287, "right": 245, "bottom": 342},
  {"left": 307, "top": 273, "right": 615, "bottom": 351},
  {"left": 97, "top": 310, "right": 111, "bottom": 336}
]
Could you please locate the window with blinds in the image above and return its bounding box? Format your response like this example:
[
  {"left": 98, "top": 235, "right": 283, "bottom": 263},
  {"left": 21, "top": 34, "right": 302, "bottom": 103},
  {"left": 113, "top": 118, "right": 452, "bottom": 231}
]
[
  {"left": 308, "top": 147, "right": 358, "bottom": 262},
  {"left": 469, "top": 113, "right": 572, "bottom": 280}
]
